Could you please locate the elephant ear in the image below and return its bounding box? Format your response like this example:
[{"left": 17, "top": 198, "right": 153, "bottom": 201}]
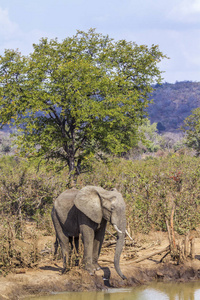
[{"left": 74, "top": 186, "right": 103, "bottom": 224}]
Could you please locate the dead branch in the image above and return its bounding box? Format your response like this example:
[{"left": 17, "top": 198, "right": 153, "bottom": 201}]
[
  {"left": 166, "top": 219, "right": 172, "bottom": 246},
  {"left": 170, "top": 203, "right": 176, "bottom": 249},
  {"left": 160, "top": 250, "right": 170, "bottom": 263},
  {"left": 184, "top": 232, "right": 190, "bottom": 257},
  {"left": 99, "top": 259, "right": 113, "bottom": 263},
  {"left": 125, "top": 241, "right": 135, "bottom": 246},
  {"left": 132, "top": 245, "right": 170, "bottom": 263},
  {"left": 103, "top": 240, "right": 135, "bottom": 248},
  {"left": 103, "top": 240, "right": 116, "bottom": 247},
  {"left": 190, "top": 238, "right": 195, "bottom": 259}
]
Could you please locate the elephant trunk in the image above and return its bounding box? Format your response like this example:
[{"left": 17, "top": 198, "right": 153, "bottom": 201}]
[{"left": 113, "top": 224, "right": 126, "bottom": 280}]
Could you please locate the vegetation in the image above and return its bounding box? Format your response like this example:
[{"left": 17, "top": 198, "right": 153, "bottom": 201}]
[
  {"left": 181, "top": 107, "right": 200, "bottom": 155},
  {"left": 0, "top": 29, "right": 166, "bottom": 178},
  {"left": 0, "top": 152, "right": 199, "bottom": 272},
  {"left": 0, "top": 29, "right": 200, "bottom": 273},
  {"left": 138, "top": 118, "right": 163, "bottom": 152}
]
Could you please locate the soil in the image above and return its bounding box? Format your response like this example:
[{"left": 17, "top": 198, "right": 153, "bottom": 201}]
[{"left": 1, "top": 230, "right": 200, "bottom": 300}]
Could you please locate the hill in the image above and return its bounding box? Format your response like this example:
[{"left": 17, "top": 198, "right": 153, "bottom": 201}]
[{"left": 148, "top": 81, "right": 200, "bottom": 132}]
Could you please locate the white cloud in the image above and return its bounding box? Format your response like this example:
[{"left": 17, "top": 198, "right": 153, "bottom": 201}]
[
  {"left": 181, "top": 0, "right": 200, "bottom": 14},
  {"left": 0, "top": 6, "right": 53, "bottom": 55},
  {"left": 0, "top": 0, "right": 199, "bottom": 83},
  {"left": 169, "top": 0, "right": 200, "bottom": 23},
  {"left": 0, "top": 7, "right": 20, "bottom": 38}
]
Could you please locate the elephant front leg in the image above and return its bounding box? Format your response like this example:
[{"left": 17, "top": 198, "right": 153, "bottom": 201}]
[
  {"left": 80, "top": 224, "right": 95, "bottom": 275},
  {"left": 93, "top": 219, "right": 107, "bottom": 270}
]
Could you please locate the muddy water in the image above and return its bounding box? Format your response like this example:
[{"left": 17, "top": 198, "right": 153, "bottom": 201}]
[{"left": 26, "top": 282, "right": 200, "bottom": 300}]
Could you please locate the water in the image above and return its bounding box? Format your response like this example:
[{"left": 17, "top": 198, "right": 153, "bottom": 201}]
[{"left": 25, "top": 282, "right": 200, "bottom": 300}]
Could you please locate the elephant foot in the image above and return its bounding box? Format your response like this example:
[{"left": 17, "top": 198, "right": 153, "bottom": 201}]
[
  {"left": 87, "top": 269, "right": 95, "bottom": 276},
  {"left": 93, "top": 263, "right": 101, "bottom": 271},
  {"left": 85, "top": 264, "right": 95, "bottom": 276}
]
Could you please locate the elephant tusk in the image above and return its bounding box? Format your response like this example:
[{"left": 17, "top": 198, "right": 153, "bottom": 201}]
[
  {"left": 125, "top": 230, "right": 133, "bottom": 241},
  {"left": 113, "top": 224, "right": 122, "bottom": 234}
]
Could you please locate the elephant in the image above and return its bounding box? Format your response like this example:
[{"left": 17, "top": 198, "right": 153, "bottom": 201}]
[{"left": 51, "top": 185, "right": 127, "bottom": 280}]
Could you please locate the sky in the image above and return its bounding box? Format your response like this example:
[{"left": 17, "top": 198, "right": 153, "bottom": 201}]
[{"left": 0, "top": 0, "right": 200, "bottom": 83}]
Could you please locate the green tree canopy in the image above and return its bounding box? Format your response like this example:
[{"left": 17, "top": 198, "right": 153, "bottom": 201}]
[
  {"left": 139, "top": 119, "right": 163, "bottom": 152},
  {"left": 0, "top": 29, "right": 166, "bottom": 176},
  {"left": 182, "top": 107, "right": 200, "bottom": 155}
]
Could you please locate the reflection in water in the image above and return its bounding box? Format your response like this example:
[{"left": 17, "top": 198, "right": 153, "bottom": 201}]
[
  {"left": 143, "top": 282, "right": 200, "bottom": 300},
  {"left": 25, "top": 289, "right": 162, "bottom": 300},
  {"left": 25, "top": 282, "right": 200, "bottom": 300}
]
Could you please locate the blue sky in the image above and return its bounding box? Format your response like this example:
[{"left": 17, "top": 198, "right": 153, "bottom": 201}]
[{"left": 0, "top": 0, "right": 200, "bottom": 83}]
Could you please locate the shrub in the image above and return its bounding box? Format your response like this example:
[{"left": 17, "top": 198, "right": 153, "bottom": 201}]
[{"left": 0, "top": 153, "right": 200, "bottom": 272}]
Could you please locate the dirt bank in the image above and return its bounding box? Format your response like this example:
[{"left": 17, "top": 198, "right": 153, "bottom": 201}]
[{"left": 1, "top": 231, "right": 200, "bottom": 300}]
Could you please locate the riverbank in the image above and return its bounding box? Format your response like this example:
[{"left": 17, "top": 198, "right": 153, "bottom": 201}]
[{"left": 1, "top": 231, "right": 200, "bottom": 300}]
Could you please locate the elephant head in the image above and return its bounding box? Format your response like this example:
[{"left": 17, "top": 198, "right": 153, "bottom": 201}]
[{"left": 74, "top": 186, "right": 126, "bottom": 279}]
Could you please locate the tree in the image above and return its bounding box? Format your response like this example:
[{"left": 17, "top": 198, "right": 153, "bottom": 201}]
[
  {"left": 157, "top": 122, "right": 166, "bottom": 133},
  {"left": 0, "top": 29, "right": 166, "bottom": 177},
  {"left": 139, "top": 119, "right": 163, "bottom": 152},
  {"left": 181, "top": 107, "right": 200, "bottom": 155}
]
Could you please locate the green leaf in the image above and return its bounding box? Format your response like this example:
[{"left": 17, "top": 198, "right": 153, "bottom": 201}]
[{"left": 0, "top": 28, "right": 167, "bottom": 175}]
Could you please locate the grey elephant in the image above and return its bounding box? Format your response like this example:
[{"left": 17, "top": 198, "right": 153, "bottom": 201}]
[{"left": 51, "top": 185, "right": 127, "bottom": 279}]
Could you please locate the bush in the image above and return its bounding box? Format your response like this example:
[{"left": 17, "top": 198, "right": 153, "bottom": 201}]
[
  {"left": 0, "top": 156, "right": 67, "bottom": 218},
  {"left": 0, "top": 153, "right": 200, "bottom": 272},
  {"left": 77, "top": 154, "right": 200, "bottom": 234},
  {"left": 1, "top": 154, "right": 199, "bottom": 235}
]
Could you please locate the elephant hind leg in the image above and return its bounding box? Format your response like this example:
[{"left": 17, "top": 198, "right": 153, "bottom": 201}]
[
  {"left": 74, "top": 236, "right": 79, "bottom": 253},
  {"left": 60, "top": 238, "right": 70, "bottom": 273},
  {"left": 52, "top": 208, "right": 70, "bottom": 273},
  {"left": 69, "top": 236, "right": 79, "bottom": 266},
  {"left": 74, "top": 236, "right": 79, "bottom": 266}
]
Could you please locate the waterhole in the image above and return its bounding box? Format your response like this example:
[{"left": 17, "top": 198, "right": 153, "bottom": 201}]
[{"left": 25, "top": 281, "right": 200, "bottom": 300}]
